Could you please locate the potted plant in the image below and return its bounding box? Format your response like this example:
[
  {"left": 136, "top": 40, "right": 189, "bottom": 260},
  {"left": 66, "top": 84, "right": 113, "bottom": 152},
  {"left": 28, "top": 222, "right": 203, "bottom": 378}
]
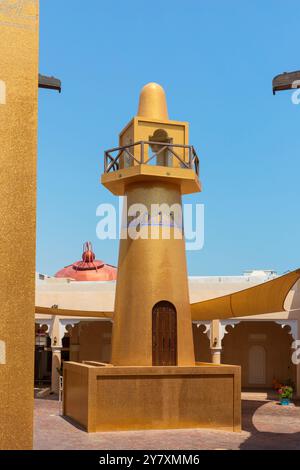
[{"left": 278, "top": 385, "right": 293, "bottom": 405}]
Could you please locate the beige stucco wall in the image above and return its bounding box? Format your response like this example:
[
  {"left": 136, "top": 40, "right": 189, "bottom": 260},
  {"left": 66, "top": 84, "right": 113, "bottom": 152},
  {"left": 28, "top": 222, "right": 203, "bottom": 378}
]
[
  {"left": 222, "top": 322, "right": 296, "bottom": 388},
  {"left": 193, "top": 324, "right": 211, "bottom": 362},
  {"left": 36, "top": 275, "right": 300, "bottom": 394},
  {"left": 68, "top": 320, "right": 296, "bottom": 391},
  {"left": 36, "top": 275, "right": 300, "bottom": 317},
  {"left": 220, "top": 322, "right": 294, "bottom": 388},
  {"left": 36, "top": 278, "right": 116, "bottom": 312},
  {"left": 70, "top": 322, "right": 112, "bottom": 364}
]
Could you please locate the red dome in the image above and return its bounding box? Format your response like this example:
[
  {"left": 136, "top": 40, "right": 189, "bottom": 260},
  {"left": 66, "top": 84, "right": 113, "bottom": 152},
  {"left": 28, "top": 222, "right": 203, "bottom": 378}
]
[{"left": 55, "top": 242, "right": 117, "bottom": 282}]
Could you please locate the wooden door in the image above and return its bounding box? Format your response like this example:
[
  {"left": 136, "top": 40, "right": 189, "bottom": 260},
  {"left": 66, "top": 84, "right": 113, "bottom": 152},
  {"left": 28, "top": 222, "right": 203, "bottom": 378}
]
[
  {"left": 152, "top": 301, "right": 177, "bottom": 366},
  {"left": 248, "top": 345, "right": 266, "bottom": 385}
]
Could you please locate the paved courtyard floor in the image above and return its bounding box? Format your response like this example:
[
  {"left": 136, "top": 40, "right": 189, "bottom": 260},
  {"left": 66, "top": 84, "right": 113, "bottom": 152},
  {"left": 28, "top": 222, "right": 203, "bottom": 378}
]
[{"left": 34, "top": 391, "right": 300, "bottom": 450}]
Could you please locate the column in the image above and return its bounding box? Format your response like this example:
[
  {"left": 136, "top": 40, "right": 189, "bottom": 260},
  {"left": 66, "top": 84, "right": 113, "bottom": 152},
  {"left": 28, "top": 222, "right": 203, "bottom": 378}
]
[
  {"left": 194, "top": 320, "right": 222, "bottom": 363},
  {"left": 196, "top": 320, "right": 241, "bottom": 365},
  {"left": 211, "top": 320, "right": 241, "bottom": 364},
  {"left": 0, "top": 2, "right": 39, "bottom": 450},
  {"left": 50, "top": 317, "right": 61, "bottom": 394},
  {"left": 50, "top": 318, "right": 81, "bottom": 393},
  {"left": 51, "top": 348, "right": 62, "bottom": 394},
  {"left": 210, "top": 320, "right": 222, "bottom": 364}
]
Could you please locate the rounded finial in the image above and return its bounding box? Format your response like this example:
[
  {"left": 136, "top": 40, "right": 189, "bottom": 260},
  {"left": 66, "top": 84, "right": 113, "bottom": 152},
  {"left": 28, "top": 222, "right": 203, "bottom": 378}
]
[
  {"left": 82, "top": 241, "right": 96, "bottom": 263},
  {"left": 137, "top": 82, "right": 169, "bottom": 120}
]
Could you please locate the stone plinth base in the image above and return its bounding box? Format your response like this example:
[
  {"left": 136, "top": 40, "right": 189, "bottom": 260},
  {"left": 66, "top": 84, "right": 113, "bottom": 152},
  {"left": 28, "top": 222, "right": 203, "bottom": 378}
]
[{"left": 63, "top": 362, "right": 241, "bottom": 433}]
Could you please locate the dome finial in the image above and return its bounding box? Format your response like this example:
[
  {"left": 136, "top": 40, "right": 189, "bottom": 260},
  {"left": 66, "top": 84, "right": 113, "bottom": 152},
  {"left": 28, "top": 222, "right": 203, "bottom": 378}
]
[
  {"left": 82, "top": 241, "right": 95, "bottom": 263},
  {"left": 137, "top": 82, "right": 169, "bottom": 120}
]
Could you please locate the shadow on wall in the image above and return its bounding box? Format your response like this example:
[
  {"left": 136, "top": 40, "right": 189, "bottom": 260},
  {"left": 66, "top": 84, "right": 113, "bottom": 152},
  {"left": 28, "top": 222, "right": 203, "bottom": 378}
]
[
  {"left": 240, "top": 399, "right": 300, "bottom": 450},
  {"left": 192, "top": 324, "right": 211, "bottom": 363}
]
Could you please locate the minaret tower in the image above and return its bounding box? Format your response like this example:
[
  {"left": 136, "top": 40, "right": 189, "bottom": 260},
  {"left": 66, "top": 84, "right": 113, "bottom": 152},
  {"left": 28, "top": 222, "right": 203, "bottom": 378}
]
[
  {"left": 66, "top": 84, "right": 240, "bottom": 434},
  {"left": 102, "top": 83, "right": 201, "bottom": 367}
]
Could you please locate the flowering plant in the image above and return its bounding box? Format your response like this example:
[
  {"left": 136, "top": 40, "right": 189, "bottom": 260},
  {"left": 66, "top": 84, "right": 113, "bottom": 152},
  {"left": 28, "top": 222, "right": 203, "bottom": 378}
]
[{"left": 278, "top": 386, "right": 293, "bottom": 400}]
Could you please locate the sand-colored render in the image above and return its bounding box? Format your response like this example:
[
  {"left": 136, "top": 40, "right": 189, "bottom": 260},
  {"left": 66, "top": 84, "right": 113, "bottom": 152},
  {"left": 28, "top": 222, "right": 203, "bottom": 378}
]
[{"left": 64, "top": 362, "right": 241, "bottom": 433}]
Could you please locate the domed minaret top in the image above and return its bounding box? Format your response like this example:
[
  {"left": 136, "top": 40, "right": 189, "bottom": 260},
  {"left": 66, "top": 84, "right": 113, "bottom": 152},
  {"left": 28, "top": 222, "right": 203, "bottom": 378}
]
[
  {"left": 101, "top": 82, "right": 201, "bottom": 196},
  {"left": 137, "top": 82, "right": 169, "bottom": 120}
]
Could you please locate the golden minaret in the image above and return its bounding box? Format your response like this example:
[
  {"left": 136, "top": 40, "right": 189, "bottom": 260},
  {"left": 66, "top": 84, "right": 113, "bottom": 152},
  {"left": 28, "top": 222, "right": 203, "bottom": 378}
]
[{"left": 102, "top": 83, "right": 201, "bottom": 367}]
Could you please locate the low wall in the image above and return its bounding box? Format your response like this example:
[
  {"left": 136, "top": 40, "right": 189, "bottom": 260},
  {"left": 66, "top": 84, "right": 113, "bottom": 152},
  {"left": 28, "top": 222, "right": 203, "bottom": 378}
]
[{"left": 63, "top": 362, "right": 241, "bottom": 433}]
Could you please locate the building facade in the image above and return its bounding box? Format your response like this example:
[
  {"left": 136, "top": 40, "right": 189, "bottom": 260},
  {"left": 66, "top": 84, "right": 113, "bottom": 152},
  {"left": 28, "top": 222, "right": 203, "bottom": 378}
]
[{"left": 35, "top": 262, "right": 300, "bottom": 397}]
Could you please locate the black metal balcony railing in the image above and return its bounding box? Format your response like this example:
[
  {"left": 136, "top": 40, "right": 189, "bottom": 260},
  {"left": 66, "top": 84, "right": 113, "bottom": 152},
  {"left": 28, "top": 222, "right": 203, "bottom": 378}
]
[{"left": 104, "top": 141, "right": 200, "bottom": 177}]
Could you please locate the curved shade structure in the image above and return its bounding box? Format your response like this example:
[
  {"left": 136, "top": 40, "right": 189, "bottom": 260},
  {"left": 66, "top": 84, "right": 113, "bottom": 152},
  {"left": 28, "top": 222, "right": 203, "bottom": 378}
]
[
  {"left": 35, "top": 306, "right": 113, "bottom": 319},
  {"left": 191, "top": 269, "right": 300, "bottom": 321},
  {"left": 36, "top": 269, "right": 300, "bottom": 322}
]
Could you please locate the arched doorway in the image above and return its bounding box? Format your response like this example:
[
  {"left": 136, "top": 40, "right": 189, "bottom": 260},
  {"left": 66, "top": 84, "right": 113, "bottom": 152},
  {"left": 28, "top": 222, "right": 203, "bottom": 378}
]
[
  {"left": 248, "top": 345, "right": 266, "bottom": 385},
  {"left": 152, "top": 301, "right": 177, "bottom": 366},
  {"left": 149, "top": 129, "right": 173, "bottom": 167}
]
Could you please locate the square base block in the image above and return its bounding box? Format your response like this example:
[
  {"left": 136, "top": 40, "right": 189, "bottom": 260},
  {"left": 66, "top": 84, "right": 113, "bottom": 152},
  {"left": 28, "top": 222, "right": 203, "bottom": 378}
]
[{"left": 63, "top": 362, "right": 241, "bottom": 433}]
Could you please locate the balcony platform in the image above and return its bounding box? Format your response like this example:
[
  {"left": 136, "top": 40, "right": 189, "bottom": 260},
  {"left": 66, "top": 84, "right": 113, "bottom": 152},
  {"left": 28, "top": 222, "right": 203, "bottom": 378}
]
[{"left": 101, "top": 164, "right": 201, "bottom": 195}]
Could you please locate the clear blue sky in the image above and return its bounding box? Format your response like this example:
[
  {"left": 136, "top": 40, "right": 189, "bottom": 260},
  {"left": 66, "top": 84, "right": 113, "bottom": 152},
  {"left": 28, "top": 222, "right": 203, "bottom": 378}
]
[{"left": 37, "top": 0, "right": 300, "bottom": 277}]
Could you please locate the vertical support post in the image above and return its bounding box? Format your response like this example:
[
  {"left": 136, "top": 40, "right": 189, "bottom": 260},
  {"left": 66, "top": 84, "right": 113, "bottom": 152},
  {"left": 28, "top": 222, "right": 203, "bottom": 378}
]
[
  {"left": 189, "top": 146, "right": 192, "bottom": 169},
  {"left": 50, "top": 317, "right": 63, "bottom": 394},
  {"left": 0, "top": 1, "right": 39, "bottom": 450},
  {"left": 51, "top": 348, "right": 62, "bottom": 394},
  {"left": 141, "top": 141, "right": 144, "bottom": 164},
  {"left": 210, "top": 319, "right": 222, "bottom": 364},
  {"left": 104, "top": 152, "right": 107, "bottom": 172}
]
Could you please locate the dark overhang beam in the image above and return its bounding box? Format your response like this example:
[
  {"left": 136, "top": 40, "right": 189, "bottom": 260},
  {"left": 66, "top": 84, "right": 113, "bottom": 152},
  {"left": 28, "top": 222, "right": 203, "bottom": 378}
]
[
  {"left": 272, "top": 70, "right": 300, "bottom": 95},
  {"left": 38, "top": 74, "right": 61, "bottom": 93}
]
